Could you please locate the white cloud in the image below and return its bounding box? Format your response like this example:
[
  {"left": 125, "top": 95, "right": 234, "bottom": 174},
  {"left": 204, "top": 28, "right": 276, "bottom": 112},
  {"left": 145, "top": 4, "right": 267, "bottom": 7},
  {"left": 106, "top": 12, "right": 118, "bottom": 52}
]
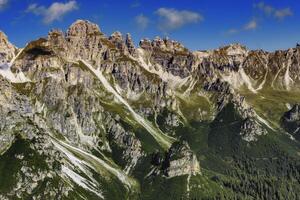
[
  {"left": 274, "top": 8, "right": 293, "bottom": 20},
  {"left": 226, "top": 19, "right": 257, "bottom": 35},
  {"left": 0, "top": 0, "right": 8, "bottom": 10},
  {"left": 244, "top": 19, "right": 257, "bottom": 30},
  {"left": 255, "top": 2, "right": 293, "bottom": 20},
  {"left": 226, "top": 29, "right": 239, "bottom": 35},
  {"left": 155, "top": 8, "right": 203, "bottom": 32},
  {"left": 27, "top": 1, "right": 78, "bottom": 24},
  {"left": 135, "top": 14, "right": 149, "bottom": 30},
  {"left": 255, "top": 2, "right": 274, "bottom": 15}
]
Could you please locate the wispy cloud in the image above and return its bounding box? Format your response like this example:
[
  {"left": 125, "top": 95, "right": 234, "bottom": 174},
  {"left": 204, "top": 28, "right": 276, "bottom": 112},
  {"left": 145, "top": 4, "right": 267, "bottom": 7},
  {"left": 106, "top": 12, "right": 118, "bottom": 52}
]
[
  {"left": 131, "top": 1, "right": 140, "bottom": 8},
  {"left": 26, "top": 1, "right": 78, "bottom": 24},
  {"left": 255, "top": 2, "right": 274, "bottom": 15},
  {"left": 226, "top": 19, "right": 258, "bottom": 35},
  {"left": 135, "top": 14, "right": 149, "bottom": 30},
  {"left": 0, "top": 0, "right": 8, "bottom": 10},
  {"left": 274, "top": 8, "right": 293, "bottom": 20},
  {"left": 244, "top": 19, "right": 257, "bottom": 30},
  {"left": 254, "top": 2, "right": 293, "bottom": 20},
  {"left": 226, "top": 29, "right": 239, "bottom": 35},
  {"left": 227, "top": 2, "right": 293, "bottom": 36},
  {"left": 155, "top": 8, "right": 203, "bottom": 32}
]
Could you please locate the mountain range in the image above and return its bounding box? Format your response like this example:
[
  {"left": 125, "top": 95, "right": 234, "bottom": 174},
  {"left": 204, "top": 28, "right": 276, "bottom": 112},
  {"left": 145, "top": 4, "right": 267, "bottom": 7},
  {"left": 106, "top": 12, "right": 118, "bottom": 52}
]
[{"left": 0, "top": 20, "right": 300, "bottom": 200}]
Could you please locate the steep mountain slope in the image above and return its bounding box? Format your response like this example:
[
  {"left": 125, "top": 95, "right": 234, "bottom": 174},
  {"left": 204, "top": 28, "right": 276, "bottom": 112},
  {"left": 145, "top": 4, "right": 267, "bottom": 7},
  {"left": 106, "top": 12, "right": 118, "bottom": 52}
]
[{"left": 0, "top": 20, "right": 300, "bottom": 200}]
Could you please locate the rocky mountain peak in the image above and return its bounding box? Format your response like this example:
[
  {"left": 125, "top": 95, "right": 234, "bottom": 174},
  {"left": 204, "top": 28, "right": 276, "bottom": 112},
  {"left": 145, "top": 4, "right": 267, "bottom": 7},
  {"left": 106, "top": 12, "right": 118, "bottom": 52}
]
[
  {"left": 163, "top": 37, "right": 186, "bottom": 53},
  {"left": 0, "top": 30, "right": 17, "bottom": 64},
  {"left": 47, "top": 29, "right": 67, "bottom": 49},
  {"left": 109, "top": 31, "right": 123, "bottom": 41},
  {"left": 48, "top": 29, "right": 64, "bottom": 38},
  {"left": 66, "top": 19, "right": 102, "bottom": 38},
  {"left": 152, "top": 36, "right": 166, "bottom": 49},
  {"left": 218, "top": 43, "right": 248, "bottom": 56},
  {"left": 139, "top": 36, "right": 187, "bottom": 53},
  {"left": 139, "top": 38, "right": 152, "bottom": 51},
  {"left": 125, "top": 33, "right": 135, "bottom": 55},
  {"left": 0, "top": 31, "right": 9, "bottom": 44},
  {"left": 109, "top": 31, "right": 125, "bottom": 49},
  {"left": 62, "top": 20, "right": 105, "bottom": 62},
  {"left": 108, "top": 31, "right": 136, "bottom": 55}
]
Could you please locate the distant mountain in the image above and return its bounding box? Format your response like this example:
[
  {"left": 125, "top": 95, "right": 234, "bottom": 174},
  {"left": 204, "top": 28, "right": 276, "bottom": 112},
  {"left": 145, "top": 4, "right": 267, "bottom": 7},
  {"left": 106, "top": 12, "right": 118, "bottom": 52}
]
[{"left": 0, "top": 20, "right": 300, "bottom": 200}]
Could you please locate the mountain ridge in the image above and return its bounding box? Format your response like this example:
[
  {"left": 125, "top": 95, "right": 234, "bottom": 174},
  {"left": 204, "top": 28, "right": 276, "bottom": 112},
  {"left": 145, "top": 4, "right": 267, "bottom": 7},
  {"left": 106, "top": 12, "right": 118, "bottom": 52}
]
[{"left": 0, "top": 19, "right": 300, "bottom": 200}]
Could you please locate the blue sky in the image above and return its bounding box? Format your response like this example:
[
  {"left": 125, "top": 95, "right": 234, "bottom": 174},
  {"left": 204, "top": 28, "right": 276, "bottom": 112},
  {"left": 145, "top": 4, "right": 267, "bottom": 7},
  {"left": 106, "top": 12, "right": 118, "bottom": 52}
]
[{"left": 0, "top": 0, "right": 299, "bottom": 51}]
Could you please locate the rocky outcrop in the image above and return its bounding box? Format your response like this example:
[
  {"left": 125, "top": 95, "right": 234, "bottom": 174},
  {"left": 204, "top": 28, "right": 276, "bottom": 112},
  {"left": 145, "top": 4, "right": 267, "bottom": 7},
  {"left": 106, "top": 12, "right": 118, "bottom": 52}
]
[
  {"left": 125, "top": 33, "right": 136, "bottom": 56},
  {"left": 163, "top": 142, "right": 200, "bottom": 177},
  {"left": 150, "top": 142, "right": 200, "bottom": 178},
  {"left": 281, "top": 104, "right": 300, "bottom": 140},
  {"left": 240, "top": 118, "right": 267, "bottom": 142},
  {"left": 105, "top": 114, "right": 143, "bottom": 172},
  {"left": 139, "top": 37, "right": 193, "bottom": 78},
  {"left": 0, "top": 31, "right": 17, "bottom": 64}
]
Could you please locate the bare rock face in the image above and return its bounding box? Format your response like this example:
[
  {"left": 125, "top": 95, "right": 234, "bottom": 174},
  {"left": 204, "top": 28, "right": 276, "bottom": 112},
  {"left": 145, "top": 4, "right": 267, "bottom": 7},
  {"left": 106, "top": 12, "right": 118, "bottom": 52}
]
[
  {"left": 67, "top": 19, "right": 102, "bottom": 38},
  {"left": 139, "top": 38, "right": 153, "bottom": 51},
  {"left": 163, "top": 142, "right": 200, "bottom": 177},
  {"left": 139, "top": 37, "right": 194, "bottom": 78},
  {"left": 281, "top": 104, "right": 300, "bottom": 140},
  {"left": 125, "top": 33, "right": 136, "bottom": 55},
  {"left": 0, "top": 31, "right": 17, "bottom": 64},
  {"left": 150, "top": 142, "right": 200, "bottom": 178},
  {"left": 240, "top": 118, "right": 267, "bottom": 142},
  {"left": 139, "top": 36, "right": 187, "bottom": 54},
  {"left": 66, "top": 20, "right": 105, "bottom": 62},
  {"left": 284, "top": 104, "right": 300, "bottom": 121},
  {"left": 48, "top": 29, "right": 69, "bottom": 54},
  {"left": 109, "top": 32, "right": 125, "bottom": 49},
  {"left": 150, "top": 36, "right": 187, "bottom": 53}
]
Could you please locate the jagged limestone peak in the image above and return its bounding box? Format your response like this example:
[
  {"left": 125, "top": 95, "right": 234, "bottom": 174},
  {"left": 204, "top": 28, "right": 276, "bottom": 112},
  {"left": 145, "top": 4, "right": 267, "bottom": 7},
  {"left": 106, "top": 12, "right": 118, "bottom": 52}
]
[
  {"left": 218, "top": 43, "right": 248, "bottom": 56},
  {"left": 66, "top": 19, "right": 102, "bottom": 38},
  {"left": 139, "top": 36, "right": 187, "bottom": 53},
  {"left": 0, "top": 30, "right": 17, "bottom": 63}
]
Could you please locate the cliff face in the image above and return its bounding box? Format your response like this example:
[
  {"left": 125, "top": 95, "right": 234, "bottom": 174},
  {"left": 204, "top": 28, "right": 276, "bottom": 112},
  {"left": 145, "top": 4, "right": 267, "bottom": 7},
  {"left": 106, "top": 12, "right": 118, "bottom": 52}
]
[
  {"left": 0, "top": 20, "right": 300, "bottom": 200},
  {"left": 0, "top": 31, "right": 17, "bottom": 65}
]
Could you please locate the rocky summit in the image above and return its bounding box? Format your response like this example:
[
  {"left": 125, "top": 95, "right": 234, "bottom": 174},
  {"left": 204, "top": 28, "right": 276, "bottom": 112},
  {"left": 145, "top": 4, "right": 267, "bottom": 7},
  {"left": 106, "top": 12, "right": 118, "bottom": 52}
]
[{"left": 0, "top": 20, "right": 300, "bottom": 200}]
